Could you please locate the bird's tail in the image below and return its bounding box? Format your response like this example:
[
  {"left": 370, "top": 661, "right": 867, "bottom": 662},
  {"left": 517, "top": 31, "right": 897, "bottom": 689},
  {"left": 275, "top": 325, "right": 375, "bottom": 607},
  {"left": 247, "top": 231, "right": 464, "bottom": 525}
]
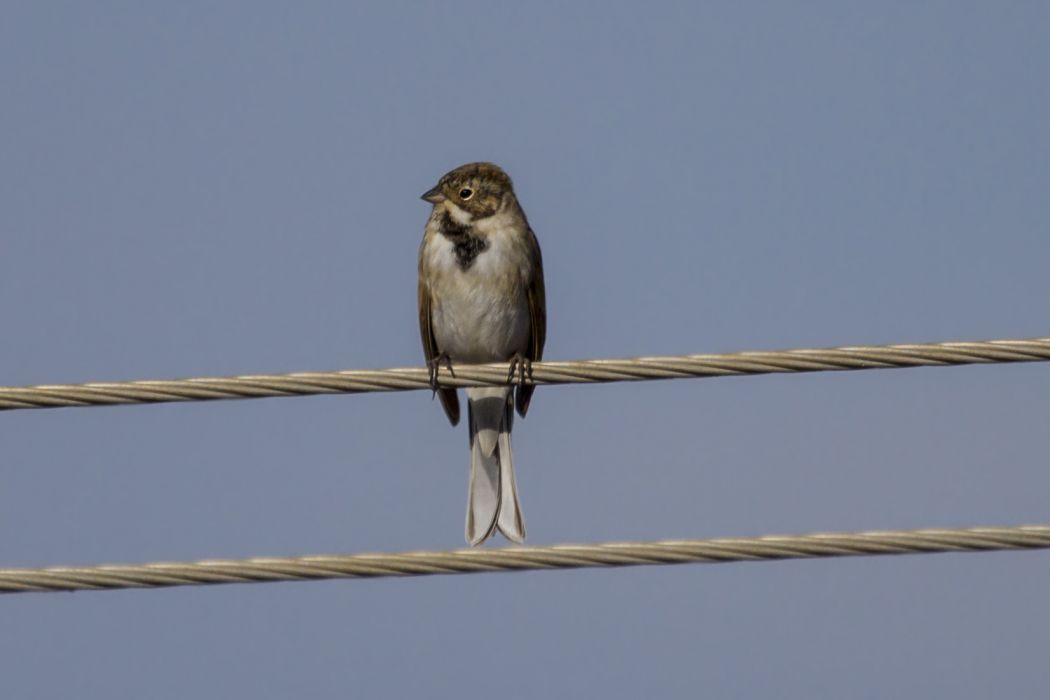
[{"left": 465, "top": 387, "right": 525, "bottom": 546}]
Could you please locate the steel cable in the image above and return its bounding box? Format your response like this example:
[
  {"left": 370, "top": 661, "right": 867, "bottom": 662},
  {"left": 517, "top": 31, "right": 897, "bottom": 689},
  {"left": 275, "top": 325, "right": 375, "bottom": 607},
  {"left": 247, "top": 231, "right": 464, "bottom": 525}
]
[
  {"left": 1, "top": 337, "right": 1048, "bottom": 411},
  {"left": 2, "top": 524, "right": 1047, "bottom": 594}
]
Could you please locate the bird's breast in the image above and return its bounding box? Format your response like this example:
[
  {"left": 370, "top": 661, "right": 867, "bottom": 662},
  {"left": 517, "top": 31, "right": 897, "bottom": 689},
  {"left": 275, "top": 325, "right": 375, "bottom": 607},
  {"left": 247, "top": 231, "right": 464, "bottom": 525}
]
[{"left": 423, "top": 224, "right": 531, "bottom": 363}]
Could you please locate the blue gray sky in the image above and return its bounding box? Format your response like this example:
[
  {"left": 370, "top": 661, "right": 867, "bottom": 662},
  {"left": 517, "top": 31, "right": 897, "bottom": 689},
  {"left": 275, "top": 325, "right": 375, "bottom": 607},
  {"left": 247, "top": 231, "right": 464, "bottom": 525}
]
[{"left": 2, "top": 2, "right": 1048, "bottom": 697}]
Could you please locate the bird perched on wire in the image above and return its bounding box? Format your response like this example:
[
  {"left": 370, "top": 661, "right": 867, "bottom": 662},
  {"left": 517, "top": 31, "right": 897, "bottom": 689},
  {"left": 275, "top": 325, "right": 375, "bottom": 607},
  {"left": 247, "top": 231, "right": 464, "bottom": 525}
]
[{"left": 418, "top": 162, "right": 546, "bottom": 546}]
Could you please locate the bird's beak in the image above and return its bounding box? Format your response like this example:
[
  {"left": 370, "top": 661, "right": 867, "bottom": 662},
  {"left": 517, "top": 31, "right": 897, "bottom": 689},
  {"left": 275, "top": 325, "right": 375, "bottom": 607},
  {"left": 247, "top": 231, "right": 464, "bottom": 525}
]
[{"left": 421, "top": 186, "right": 446, "bottom": 204}]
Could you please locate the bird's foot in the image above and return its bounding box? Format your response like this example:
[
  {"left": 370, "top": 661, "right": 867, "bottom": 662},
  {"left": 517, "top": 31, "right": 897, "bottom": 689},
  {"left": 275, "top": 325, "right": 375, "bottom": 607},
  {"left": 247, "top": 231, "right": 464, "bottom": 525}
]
[
  {"left": 427, "top": 353, "right": 455, "bottom": 397},
  {"left": 506, "top": 353, "right": 532, "bottom": 387}
]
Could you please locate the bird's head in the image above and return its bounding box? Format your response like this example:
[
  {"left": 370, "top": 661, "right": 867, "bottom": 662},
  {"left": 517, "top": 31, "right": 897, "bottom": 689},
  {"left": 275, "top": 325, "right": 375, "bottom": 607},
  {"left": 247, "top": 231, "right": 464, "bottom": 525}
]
[{"left": 421, "top": 162, "right": 515, "bottom": 222}]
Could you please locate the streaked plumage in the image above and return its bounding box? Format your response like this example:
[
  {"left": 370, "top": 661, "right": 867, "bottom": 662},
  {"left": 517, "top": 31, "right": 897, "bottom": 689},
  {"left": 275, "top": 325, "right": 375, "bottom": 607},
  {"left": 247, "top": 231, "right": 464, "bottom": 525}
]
[{"left": 418, "top": 162, "right": 546, "bottom": 545}]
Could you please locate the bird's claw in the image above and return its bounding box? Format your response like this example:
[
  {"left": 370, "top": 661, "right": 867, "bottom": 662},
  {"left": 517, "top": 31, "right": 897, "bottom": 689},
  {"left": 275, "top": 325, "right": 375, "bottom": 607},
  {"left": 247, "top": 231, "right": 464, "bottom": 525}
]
[
  {"left": 506, "top": 353, "right": 532, "bottom": 387},
  {"left": 428, "top": 353, "right": 455, "bottom": 397}
]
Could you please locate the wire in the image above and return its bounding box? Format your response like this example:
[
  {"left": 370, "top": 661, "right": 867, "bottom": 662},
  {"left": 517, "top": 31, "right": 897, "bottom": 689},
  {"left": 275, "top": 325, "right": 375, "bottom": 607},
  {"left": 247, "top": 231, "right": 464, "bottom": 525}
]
[
  {"left": 2, "top": 524, "right": 1046, "bottom": 594},
  {"left": 2, "top": 336, "right": 1047, "bottom": 596},
  {"left": 1, "top": 336, "right": 1047, "bottom": 411}
]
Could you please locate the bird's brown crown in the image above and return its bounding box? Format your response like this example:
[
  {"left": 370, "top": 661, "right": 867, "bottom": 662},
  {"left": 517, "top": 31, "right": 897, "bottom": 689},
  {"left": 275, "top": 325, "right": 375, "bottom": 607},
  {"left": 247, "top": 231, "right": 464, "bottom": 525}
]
[{"left": 427, "top": 162, "right": 515, "bottom": 219}]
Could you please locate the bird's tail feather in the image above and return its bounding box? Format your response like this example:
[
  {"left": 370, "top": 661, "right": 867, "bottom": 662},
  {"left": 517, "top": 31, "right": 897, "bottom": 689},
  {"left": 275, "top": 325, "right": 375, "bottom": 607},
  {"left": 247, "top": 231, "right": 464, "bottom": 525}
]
[{"left": 466, "top": 387, "right": 525, "bottom": 546}]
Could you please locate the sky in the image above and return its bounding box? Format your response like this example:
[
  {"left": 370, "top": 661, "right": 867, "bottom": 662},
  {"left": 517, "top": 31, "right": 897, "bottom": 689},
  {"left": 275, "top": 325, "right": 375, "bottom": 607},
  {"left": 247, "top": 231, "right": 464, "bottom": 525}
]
[{"left": 1, "top": 2, "right": 1049, "bottom": 697}]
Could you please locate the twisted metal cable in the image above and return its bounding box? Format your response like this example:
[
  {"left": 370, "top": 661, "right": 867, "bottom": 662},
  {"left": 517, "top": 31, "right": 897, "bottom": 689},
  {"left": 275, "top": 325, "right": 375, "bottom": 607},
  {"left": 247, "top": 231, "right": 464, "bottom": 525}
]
[
  {"left": 2, "top": 524, "right": 1047, "bottom": 594},
  {"left": 1, "top": 337, "right": 1048, "bottom": 411}
]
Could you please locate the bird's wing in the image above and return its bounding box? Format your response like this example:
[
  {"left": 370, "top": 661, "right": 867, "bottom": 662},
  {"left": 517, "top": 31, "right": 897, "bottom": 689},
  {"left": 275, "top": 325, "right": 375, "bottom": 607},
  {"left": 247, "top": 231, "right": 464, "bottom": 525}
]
[
  {"left": 419, "top": 275, "right": 460, "bottom": 426},
  {"left": 515, "top": 227, "right": 546, "bottom": 418}
]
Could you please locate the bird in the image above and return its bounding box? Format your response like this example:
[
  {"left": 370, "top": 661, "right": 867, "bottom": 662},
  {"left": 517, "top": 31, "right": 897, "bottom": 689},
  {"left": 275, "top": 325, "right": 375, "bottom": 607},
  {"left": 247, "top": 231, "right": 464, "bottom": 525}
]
[{"left": 417, "top": 162, "right": 546, "bottom": 546}]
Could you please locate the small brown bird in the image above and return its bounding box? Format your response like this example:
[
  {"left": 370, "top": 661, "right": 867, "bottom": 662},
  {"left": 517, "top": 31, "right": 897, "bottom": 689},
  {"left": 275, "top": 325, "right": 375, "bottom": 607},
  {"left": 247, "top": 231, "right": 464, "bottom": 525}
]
[{"left": 417, "top": 162, "right": 546, "bottom": 546}]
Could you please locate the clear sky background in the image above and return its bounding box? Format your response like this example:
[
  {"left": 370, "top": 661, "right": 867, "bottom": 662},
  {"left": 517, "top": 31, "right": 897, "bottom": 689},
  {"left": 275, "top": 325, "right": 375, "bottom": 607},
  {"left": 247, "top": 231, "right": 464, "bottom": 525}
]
[{"left": 2, "top": 2, "right": 1048, "bottom": 697}]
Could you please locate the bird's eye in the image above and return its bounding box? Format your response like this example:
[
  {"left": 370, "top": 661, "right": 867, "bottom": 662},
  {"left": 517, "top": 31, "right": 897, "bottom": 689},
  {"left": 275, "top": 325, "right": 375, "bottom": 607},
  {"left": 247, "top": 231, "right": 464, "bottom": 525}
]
[{"left": 459, "top": 188, "right": 474, "bottom": 200}]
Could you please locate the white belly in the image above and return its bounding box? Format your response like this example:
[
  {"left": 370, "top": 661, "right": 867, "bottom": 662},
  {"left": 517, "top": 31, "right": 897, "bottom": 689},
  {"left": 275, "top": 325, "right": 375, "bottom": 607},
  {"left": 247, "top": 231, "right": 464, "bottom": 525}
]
[{"left": 426, "top": 235, "right": 531, "bottom": 364}]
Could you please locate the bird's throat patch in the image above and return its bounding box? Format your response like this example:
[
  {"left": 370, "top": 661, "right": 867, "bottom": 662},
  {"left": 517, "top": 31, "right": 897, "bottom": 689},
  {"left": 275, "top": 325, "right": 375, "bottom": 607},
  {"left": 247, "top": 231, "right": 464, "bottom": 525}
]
[{"left": 440, "top": 211, "right": 489, "bottom": 270}]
